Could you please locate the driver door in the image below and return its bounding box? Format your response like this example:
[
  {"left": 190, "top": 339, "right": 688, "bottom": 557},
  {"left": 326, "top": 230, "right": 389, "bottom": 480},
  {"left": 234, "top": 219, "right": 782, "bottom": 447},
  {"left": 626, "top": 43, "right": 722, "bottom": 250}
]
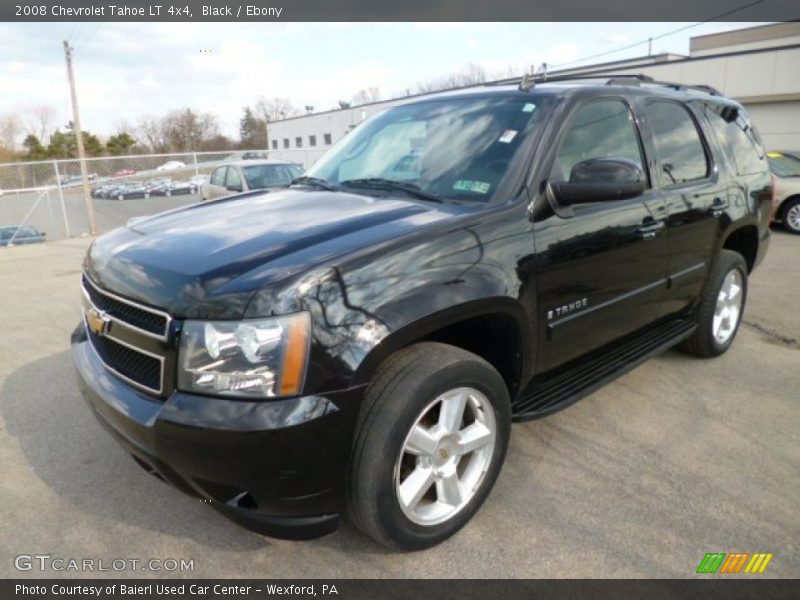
[{"left": 533, "top": 97, "right": 668, "bottom": 372}]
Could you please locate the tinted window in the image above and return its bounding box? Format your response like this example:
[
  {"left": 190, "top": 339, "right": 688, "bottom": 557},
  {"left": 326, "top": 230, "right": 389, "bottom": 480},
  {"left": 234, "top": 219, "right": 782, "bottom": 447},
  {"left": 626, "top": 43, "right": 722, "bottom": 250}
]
[
  {"left": 225, "top": 167, "right": 242, "bottom": 188},
  {"left": 552, "top": 99, "right": 644, "bottom": 182},
  {"left": 705, "top": 103, "right": 766, "bottom": 176},
  {"left": 324, "top": 133, "right": 332, "bottom": 145},
  {"left": 210, "top": 167, "right": 226, "bottom": 186},
  {"left": 644, "top": 101, "right": 708, "bottom": 184}
]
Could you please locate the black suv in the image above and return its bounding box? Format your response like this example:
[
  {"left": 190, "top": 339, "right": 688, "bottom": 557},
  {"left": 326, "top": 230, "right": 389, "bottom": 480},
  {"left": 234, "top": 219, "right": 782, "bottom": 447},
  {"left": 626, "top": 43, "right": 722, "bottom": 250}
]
[{"left": 72, "top": 75, "right": 772, "bottom": 550}]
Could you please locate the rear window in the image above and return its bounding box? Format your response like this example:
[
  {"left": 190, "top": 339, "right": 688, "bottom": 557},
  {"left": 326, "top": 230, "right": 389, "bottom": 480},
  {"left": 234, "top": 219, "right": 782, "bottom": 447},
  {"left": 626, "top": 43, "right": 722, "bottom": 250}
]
[{"left": 704, "top": 103, "right": 766, "bottom": 176}]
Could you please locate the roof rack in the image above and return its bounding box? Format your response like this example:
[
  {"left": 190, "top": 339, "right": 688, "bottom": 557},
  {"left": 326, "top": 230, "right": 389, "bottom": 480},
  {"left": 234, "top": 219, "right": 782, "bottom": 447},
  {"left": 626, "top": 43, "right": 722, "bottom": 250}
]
[{"left": 493, "top": 73, "right": 721, "bottom": 96}]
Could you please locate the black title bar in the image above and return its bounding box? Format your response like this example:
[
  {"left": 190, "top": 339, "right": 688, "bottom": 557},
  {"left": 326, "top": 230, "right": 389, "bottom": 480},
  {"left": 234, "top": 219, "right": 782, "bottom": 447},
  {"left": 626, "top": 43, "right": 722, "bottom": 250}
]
[{"left": 2, "top": 0, "right": 800, "bottom": 21}]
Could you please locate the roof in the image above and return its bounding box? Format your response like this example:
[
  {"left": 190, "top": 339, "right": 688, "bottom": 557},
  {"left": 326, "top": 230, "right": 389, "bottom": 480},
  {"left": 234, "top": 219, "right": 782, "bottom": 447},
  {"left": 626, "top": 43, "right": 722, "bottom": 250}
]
[{"left": 224, "top": 159, "right": 299, "bottom": 167}]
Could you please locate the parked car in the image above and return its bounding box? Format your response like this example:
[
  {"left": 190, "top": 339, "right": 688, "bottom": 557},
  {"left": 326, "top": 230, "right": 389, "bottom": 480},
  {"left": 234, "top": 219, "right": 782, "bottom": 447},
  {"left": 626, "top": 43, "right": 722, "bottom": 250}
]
[
  {"left": 241, "top": 151, "right": 269, "bottom": 160},
  {"left": 73, "top": 76, "right": 772, "bottom": 550},
  {"left": 767, "top": 151, "right": 800, "bottom": 234},
  {"left": 103, "top": 181, "right": 149, "bottom": 200},
  {"left": 202, "top": 159, "right": 302, "bottom": 201},
  {"left": 147, "top": 179, "right": 198, "bottom": 197},
  {"left": 189, "top": 174, "right": 208, "bottom": 187},
  {"left": 112, "top": 169, "right": 136, "bottom": 178},
  {"left": 156, "top": 160, "right": 186, "bottom": 172},
  {"left": 0, "top": 225, "right": 46, "bottom": 246}
]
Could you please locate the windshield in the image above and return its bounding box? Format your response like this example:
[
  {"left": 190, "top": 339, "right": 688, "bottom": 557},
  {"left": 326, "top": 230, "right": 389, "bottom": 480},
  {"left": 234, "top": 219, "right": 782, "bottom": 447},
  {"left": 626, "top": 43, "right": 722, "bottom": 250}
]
[
  {"left": 242, "top": 164, "right": 302, "bottom": 189},
  {"left": 307, "top": 95, "right": 548, "bottom": 202},
  {"left": 768, "top": 153, "right": 800, "bottom": 177}
]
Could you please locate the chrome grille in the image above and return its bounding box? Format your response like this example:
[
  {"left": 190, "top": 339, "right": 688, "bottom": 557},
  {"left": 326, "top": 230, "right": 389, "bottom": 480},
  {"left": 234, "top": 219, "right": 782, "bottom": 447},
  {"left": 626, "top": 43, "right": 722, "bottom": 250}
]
[
  {"left": 82, "top": 275, "right": 170, "bottom": 340},
  {"left": 81, "top": 275, "right": 172, "bottom": 395}
]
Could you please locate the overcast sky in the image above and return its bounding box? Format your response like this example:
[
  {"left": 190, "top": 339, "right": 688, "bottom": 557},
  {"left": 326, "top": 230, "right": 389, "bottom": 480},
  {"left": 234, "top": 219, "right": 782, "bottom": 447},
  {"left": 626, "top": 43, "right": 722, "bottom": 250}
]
[{"left": 0, "top": 21, "right": 765, "bottom": 140}]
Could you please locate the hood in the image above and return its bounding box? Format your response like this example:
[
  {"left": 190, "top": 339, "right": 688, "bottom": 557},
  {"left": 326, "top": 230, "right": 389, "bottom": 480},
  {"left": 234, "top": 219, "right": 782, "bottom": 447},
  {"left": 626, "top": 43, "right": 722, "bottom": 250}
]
[{"left": 84, "top": 188, "right": 457, "bottom": 318}]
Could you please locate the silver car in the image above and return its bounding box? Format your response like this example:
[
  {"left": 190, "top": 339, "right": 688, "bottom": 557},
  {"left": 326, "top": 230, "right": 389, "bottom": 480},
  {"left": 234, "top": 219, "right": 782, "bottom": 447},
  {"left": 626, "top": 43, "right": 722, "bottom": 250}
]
[
  {"left": 767, "top": 151, "right": 800, "bottom": 234},
  {"left": 202, "top": 160, "right": 303, "bottom": 201}
]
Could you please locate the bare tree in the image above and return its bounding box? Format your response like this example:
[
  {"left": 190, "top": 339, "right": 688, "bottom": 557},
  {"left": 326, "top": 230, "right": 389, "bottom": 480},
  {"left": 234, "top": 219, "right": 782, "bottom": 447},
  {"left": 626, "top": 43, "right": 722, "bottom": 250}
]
[
  {"left": 351, "top": 87, "right": 381, "bottom": 106},
  {"left": 24, "top": 105, "right": 56, "bottom": 142},
  {"left": 0, "top": 114, "right": 21, "bottom": 152},
  {"left": 137, "top": 115, "right": 169, "bottom": 153},
  {"left": 414, "top": 63, "right": 490, "bottom": 94},
  {"left": 254, "top": 97, "right": 299, "bottom": 123}
]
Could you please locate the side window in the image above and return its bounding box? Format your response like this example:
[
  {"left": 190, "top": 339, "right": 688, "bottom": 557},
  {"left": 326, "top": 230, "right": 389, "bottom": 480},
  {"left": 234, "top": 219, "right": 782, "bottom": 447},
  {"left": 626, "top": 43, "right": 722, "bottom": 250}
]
[
  {"left": 705, "top": 103, "right": 765, "bottom": 176},
  {"left": 210, "top": 167, "right": 226, "bottom": 186},
  {"left": 552, "top": 99, "right": 644, "bottom": 183},
  {"left": 644, "top": 100, "right": 709, "bottom": 184},
  {"left": 226, "top": 167, "right": 242, "bottom": 189}
]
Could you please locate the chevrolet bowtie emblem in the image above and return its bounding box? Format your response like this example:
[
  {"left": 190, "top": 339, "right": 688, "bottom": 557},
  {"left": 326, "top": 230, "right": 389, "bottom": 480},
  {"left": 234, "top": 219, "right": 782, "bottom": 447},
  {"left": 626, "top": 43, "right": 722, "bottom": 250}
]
[{"left": 86, "top": 307, "right": 111, "bottom": 336}]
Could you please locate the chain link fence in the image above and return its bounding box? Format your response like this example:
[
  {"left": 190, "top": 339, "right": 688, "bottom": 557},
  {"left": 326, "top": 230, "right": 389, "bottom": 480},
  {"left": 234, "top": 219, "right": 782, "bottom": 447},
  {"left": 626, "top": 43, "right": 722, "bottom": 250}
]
[{"left": 0, "top": 150, "right": 272, "bottom": 247}]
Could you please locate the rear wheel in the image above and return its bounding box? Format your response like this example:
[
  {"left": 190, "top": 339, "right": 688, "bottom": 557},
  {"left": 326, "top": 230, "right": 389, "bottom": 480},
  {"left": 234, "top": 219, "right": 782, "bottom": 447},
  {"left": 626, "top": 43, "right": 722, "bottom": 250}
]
[
  {"left": 680, "top": 250, "right": 748, "bottom": 357},
  {"left": 780, "top": 197, "right": 800, "bottom": 234},
  {"left": 348, "top": 342, "right": 510, "bottom": 550}
]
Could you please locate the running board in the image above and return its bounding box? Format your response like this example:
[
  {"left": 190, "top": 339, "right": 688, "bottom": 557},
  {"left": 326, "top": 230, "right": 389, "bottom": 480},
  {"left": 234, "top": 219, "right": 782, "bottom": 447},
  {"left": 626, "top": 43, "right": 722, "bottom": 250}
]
[{"left": 512, "top": 319, "right": 696, "bottom": 421}]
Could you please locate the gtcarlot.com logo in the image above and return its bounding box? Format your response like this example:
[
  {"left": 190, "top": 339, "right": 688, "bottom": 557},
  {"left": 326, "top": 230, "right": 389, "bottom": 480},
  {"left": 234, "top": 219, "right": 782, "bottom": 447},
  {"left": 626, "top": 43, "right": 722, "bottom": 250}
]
[
  {"left": 696, "top": 552, "right": 773, "bottom": 574},
  {"left": 14, "top": 554, "right": 194, "bottom": 572}
]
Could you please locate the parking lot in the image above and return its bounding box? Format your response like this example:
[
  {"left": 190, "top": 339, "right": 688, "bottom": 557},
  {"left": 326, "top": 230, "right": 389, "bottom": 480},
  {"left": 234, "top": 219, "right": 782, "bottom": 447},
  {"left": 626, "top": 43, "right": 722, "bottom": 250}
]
[
  {"left": 0, "top": 230, "right": 797, "bottom": 578},
  {"left": 1, "top": 186, "right": 204, "bottom": 242}
]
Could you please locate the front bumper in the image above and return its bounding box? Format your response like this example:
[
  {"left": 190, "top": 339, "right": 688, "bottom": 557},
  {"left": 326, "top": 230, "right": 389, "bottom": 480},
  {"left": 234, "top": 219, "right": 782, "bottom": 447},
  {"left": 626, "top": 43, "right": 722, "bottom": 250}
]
[{"left": 71, "top": 325, "right": 365, "bottom": 540}]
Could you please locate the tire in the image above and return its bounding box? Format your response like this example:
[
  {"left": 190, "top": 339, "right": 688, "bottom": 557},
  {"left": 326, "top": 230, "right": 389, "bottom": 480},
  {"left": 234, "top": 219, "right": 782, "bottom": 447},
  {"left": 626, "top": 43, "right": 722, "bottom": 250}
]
[
  {"left": 348, "top": 342, "right": 511, "bottom": 551},
  {"left": 780, "top": 197, "right": 800, "bottom": 235},
  {"left": 679, "top": 250, "right": 748, "bottom": 357},
  {"left": 117, "top": 194, "right": 124, "bottom": 201}
]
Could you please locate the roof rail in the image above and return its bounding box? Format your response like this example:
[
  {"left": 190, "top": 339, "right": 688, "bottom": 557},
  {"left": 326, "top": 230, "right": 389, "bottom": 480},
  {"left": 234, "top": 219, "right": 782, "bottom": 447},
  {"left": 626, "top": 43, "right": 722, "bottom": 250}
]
[{"left": 487, "top": 72, "right": 722, "bottom": 96}]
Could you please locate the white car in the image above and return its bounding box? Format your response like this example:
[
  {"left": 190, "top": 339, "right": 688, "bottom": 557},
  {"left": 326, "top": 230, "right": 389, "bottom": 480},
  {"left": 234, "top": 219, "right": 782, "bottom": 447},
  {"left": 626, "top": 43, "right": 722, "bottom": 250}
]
[
  {"left": 202, "top": 160, "right": 302, "bottom": 201},
  {"left": 156, "top": 160, "right": 186, "bottom": 172},
  {"left": 767, "top": 151, "right": 800, "bottom": 234}
]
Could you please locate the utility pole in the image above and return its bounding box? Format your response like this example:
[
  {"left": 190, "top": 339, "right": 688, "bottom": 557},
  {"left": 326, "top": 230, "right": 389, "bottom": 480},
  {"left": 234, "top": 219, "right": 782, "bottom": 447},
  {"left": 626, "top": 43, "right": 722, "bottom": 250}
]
[
  {"left": 648, "top": 37, "right": 653, "bottom": 56},
  {"left": 63, "top": 40, "right": 96, "bottom": 236}
]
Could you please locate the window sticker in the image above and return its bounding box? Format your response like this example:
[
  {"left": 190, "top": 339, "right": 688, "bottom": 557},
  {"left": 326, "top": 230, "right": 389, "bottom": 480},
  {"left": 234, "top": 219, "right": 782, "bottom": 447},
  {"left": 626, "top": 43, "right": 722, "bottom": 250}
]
[
  {"left": 453, "top": 180, "right": 491, "bottom": 194},
  {"left": 498, "top": 129, "right": 518, "bottom": 143},
  {"left": 522, "top": 103, "right": 536, "bottom": 113}
]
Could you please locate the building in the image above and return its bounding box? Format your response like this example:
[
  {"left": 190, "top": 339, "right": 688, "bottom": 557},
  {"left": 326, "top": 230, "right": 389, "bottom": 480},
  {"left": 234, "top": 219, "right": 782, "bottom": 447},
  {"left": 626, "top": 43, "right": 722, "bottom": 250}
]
[{"left": 267, "top": 22, "right": 800, "bottom": 168}]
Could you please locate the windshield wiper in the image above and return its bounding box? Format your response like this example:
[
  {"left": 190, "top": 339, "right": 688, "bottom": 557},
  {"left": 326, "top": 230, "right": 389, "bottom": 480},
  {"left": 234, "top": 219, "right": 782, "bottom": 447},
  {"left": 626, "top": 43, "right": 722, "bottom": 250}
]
[
  {"left": 290, "top": 176, "right": 338, "bottom": 191},
  {"left": 340, "top": 178, "right": 443, "bottom": 203}
]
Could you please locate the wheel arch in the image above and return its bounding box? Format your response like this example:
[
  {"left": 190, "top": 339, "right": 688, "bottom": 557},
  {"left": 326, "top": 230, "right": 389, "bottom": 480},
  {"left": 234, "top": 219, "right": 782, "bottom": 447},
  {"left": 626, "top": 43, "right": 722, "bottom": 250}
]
[
  {"left": 352, "top": 298, "right": 532, "bottom": 400},
  {"left": 721, "top": 223, "right": 759, "bottom": 272}
]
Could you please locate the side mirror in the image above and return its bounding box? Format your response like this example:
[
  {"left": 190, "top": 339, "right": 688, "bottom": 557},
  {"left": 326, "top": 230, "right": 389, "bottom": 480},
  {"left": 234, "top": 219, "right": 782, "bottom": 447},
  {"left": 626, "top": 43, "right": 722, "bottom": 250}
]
[
  {"left": 226, "top": 184, "right": 243, "bottom": 193},
  {"left": 549, "top": 158, "right": 646, "bottom": 206}
]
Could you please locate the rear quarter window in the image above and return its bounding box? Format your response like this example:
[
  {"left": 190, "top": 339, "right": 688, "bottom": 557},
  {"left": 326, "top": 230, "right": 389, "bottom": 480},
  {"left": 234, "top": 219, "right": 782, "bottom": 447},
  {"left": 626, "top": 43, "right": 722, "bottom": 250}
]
[{"left": 704, "top": 103, "right": 766, "bottom": 176}]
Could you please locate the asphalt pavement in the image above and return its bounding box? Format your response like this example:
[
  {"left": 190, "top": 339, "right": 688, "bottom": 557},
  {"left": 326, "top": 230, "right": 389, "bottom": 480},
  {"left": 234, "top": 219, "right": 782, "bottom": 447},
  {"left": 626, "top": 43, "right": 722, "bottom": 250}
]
[{"left": 0, "top": 231, "right": 797, "bottom": 578}]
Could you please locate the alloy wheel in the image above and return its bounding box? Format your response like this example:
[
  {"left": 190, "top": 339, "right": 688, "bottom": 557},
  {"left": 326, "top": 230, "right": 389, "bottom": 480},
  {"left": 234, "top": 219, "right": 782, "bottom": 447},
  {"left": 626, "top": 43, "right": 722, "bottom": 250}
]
[
  {"left": 713, "top": 269, "right": 743, "bottom": 345},
  {"left": 394, "top": 387, "right": 496, "bottom": 527}
]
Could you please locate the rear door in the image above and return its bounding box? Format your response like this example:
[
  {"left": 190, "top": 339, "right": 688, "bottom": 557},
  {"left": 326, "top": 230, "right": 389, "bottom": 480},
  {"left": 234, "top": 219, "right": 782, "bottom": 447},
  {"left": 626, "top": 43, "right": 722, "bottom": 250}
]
[
  {"left": 636, "top": 98, "right": 725, "bottom": 317},
  {"left": 533, "top": 96, "right": 669, "bottom": 372}
]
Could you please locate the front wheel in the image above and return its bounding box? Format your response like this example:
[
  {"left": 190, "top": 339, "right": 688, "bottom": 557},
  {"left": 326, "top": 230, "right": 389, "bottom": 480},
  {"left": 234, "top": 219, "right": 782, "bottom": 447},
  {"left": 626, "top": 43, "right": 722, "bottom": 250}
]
[
  {"left": 348, "top": 342, "right": 511, "bottom": 550},
  {"left": 679, "top": 250, "right": 748, "bottom": 357}
]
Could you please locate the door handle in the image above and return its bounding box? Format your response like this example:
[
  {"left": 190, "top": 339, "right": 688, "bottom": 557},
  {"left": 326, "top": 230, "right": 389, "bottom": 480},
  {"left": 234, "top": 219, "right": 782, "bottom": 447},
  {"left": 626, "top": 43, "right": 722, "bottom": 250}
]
[
  {"left": 711, "top": 197, "right": 729, "bottom": 217},
  {"left": 638, "top": 220, "right": 665, "bottom": 240}
]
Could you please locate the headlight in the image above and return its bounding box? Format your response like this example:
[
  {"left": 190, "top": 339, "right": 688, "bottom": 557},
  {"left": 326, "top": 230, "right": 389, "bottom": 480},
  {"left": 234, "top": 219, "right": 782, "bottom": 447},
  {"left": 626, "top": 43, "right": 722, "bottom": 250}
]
[{"left": 178, "top": 312, "right": 311, "bottom": 398}]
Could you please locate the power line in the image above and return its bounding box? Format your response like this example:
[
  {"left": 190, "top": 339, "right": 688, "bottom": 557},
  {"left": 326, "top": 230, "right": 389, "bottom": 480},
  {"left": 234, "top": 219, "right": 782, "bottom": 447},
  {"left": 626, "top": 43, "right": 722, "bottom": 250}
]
[
  {"left": 551, "top": 0, "right": 766, "bottom": 69},
  {"left": 73, "top": 23, "right": 103, "bottom": 54}
]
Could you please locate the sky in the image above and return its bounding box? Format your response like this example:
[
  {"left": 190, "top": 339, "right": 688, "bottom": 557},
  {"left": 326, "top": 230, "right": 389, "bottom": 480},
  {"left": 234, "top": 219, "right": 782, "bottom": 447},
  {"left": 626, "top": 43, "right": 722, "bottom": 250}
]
[{"left": 0, "top": 21, "right": 767, "bottom": 141}]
